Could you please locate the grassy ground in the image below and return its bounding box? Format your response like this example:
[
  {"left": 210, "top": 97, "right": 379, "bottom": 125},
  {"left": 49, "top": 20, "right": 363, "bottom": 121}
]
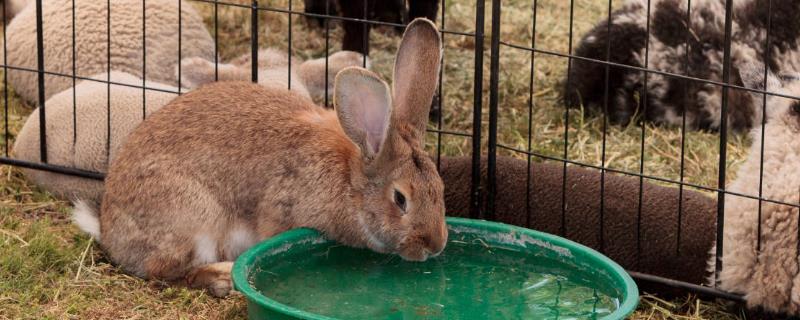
[{"left": 1, "top": 0, "right": 752, "bottom": 318}]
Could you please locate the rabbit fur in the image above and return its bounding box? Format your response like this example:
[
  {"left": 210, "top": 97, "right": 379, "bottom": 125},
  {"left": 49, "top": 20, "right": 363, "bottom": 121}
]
[
  {"left": 179, "top": 49, "right": 368, "bottom": 105},
  {"left": 3, "top": 0, "right": 214, "bottom": 104},
  {"left": 73, "top": 19, "right": 446, "bottom": 298},
  {"left": 567, "top": 0, "right": 800, "bottom": 132},
  {"left": 13, "top": 49, "right": 367, "bottom": 206},
  {"left": 706, "top": 64, "right": 800, "bottom": 315}
]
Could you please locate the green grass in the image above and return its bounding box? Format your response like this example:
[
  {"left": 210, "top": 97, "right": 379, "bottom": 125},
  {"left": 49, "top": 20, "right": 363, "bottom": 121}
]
[{"left": 0, "top": 0, "right": 752, "bottom": 318}]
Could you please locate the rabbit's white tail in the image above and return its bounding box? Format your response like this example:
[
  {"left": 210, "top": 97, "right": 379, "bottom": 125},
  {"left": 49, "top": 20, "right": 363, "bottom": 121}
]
[{"left": 72, "top": 200, "right": 101, "bottom": 241}]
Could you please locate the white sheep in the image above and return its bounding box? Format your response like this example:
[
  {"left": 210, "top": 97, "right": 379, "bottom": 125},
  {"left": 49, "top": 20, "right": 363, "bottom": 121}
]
[
  {"left": 4, "top": 0, "right": 214, "bottom": 104},
  {"left": 2, "top": 0, "right": 28, "bottom": 23},
  {"left": 12, "top": 71, "right": 180, "bottom": 206},
  {"left": 712, "top": 63, "right": 800, "bottom": 315},
  {"left": 179, "top": 49, "right": 368, "bottom": 104},
  {"left": 13, "top": 50, "right": 367, "bottom": 205}
]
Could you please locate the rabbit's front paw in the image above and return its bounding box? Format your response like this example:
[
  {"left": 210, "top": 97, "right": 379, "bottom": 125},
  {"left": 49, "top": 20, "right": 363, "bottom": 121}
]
[{"left": 186, "top": 261, "right": 234, "bottom": 298}]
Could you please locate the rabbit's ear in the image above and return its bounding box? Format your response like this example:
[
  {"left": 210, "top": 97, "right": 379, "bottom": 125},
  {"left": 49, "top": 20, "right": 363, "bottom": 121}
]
[
  {"left": 179, "top": 57, "right": 248, "bottom": 89},
  {"left": 739, "top": 61, "right": 782, "bottom": 94},
  {"left": 334, "top": 67, "right": 393, "bottom": 158},
  {"left": 392, "top": 18, "right": 442, "bottom": 138}
]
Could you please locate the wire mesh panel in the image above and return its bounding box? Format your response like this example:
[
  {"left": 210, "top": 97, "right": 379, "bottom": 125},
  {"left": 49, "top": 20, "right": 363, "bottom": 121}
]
[
  {"left": 487, "top": 0, "right": 800, "bottom": 302},
  {"left": 2, "top": 0, "right": 800, "bottom": 306},
  {"left": 0, "top": 0, "right": 487, "bottom": 229}
]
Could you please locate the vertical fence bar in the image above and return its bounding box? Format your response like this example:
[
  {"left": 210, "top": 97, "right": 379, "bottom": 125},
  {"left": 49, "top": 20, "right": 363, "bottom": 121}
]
[
  {"left": 636, "top": 0, "right": 652, "bottom": 269},
  {"left": 715, "top": 0, "right": 735, "bottom": 283},
  {"left": 525, "top": 0, "right": 538, "bottom": 229},
  {"left": 485, "top": 0, "right": 501, "bottom": 221},
  {"left": 106, "top": 0, "right": 111, "bottom": 161},
  {"left": 469, "top": 0, "right": 486, "bottom": 219},
  {"left": 2, "top": 0, "right": 7, "bottom": 157},
  {"left": 178, "top": 0, "right": 183, "bottom": 92},
  {"left": 214, "top": 0, "right": 219, "bottom": 81},
  {"left": 598, "top": 0, "right": 615, "bottom": 254},
  {"left": 560, "top": 0, "right": 576, "bottom": 237},
  {"left": 435, "top": 0, "right": 446, "bottom": 171},
  {"left": 677, "top": 0, "right": 692, "bottom": 256},
  {"left": 756, "top": 0, "right": 774, "bottom": 255},
  {"left": 361, "top": 0, "right": 367, "bottom": 67},
  {"left": 142, "top": 0, "right": 147, "bottom": 120},
  {"left": 35, "top": 0, "right": 47, "bottom": 163},
  {"left": 2, "top": 1, "right": 9, "bottom": 157},
  {"left": 72, "top": 0, "right": 77, "bottom": 144},
  {"left": 287, "top": 0, "right": 292, "bottom": 91},
  {"left": 251, "top": 0, "right": 259, "bottom": 83},
  {"left": 323, "top": 0, "right": 330, "bottom": 107}
]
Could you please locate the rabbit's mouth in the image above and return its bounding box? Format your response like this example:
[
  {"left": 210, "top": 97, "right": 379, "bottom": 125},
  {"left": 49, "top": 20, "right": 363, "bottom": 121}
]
[
  {"left": 397, "top": 235, "right": 444, "bottom": 262},
  {"left": 398, "top": 247, "right": 432, "bottom": 262},
  {"left": 356, "top": 213, "right": 391, "bottom": 254}
]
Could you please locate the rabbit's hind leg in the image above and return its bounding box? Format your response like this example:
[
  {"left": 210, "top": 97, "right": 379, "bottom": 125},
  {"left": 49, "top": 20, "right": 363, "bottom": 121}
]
[{"left": 103, "top": 171, "right": 231, "bottom": 292}]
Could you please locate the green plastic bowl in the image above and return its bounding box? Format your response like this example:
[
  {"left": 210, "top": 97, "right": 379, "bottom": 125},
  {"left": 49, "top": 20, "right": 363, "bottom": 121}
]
[{"left": 233, "top": 217, "right": 638, "bottom": 319}]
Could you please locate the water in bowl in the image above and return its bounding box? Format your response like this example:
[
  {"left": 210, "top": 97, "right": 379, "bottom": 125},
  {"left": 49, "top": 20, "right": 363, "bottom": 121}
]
[{"left": 252, "top": 240, "right": 620, "bottom": 320}]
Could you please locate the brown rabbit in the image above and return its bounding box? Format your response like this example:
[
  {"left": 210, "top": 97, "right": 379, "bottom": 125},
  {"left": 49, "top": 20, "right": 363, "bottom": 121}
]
[{"left": 73, "top": 18, "right": 446, "bottom": 298}]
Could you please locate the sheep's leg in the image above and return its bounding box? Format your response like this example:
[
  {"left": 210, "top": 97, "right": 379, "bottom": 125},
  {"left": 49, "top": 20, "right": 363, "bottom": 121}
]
[
  {"left": 377, "top": 0, "right": 407, "bottom": 33},
  {"left": 186, "top": 262, "right": 235, "bottom": 298},
  {"left": 304, "top": 0, "right": 337, "bottom": 27},
  {"left": 748, "top": 203, "right": 799, "bottom": 313},
  {"left": 340, "top": 0, "right": 374, "bottom": 55},
  {"left": 408, "top": 0, "right": 440, "bottom": 22}
]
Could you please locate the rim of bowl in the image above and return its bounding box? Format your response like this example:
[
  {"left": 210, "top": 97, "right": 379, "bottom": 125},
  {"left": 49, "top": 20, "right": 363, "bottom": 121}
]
[{"left": 232, "top": 216, "right": 639, "bottom": 320}]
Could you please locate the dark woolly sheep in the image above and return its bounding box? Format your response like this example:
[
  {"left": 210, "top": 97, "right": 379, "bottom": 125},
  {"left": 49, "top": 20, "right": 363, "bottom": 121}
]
[{"left": 567, "top": 0, "right": 800, "bottom": 132}]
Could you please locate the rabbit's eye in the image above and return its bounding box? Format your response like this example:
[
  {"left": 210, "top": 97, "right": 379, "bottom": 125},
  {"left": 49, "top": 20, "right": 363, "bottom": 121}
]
[{"left": 394, "top": 190, "right": 407, "bottom": 212}]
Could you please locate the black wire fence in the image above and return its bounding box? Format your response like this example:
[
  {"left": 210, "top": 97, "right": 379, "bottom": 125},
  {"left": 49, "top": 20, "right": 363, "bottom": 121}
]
[{"left": 3, "top": 0, "right": 799, "bottom": 303}]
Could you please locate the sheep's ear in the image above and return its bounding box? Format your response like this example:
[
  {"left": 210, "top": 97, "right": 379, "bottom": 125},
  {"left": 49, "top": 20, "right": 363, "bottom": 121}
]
[
  {"left": 178, "top": 57, "right": 249, "bottom": 89},
  {"left": 739, "top": 61, "right": 782, "bottom": 94}
]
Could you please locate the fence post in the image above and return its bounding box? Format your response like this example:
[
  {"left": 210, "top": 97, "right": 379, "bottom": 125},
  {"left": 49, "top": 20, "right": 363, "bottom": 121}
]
[{"left": 469, "top": 0, "right": 485, "bottom": 219}]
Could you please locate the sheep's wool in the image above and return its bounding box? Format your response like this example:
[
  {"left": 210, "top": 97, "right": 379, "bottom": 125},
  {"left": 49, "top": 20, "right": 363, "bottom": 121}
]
[
  {"left": 12, "top": 72, "right": 179, "bottom": 204},
  {"left": 4, "top": 0, "right": 214, "bottom": 104},
  {"left": 713, "top": 81, "right": 800, "bottom": 315}
]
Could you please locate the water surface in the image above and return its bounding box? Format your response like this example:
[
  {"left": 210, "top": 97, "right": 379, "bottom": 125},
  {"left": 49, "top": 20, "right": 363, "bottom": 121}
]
[{"left": 252, "top": 238, "right": 620, "bottom": 320}]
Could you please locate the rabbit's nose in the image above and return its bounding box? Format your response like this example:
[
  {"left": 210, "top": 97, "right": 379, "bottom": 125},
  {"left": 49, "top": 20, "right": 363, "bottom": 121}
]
[{"left": 423, "top": 232, "right": 446, "bottom": 256}]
